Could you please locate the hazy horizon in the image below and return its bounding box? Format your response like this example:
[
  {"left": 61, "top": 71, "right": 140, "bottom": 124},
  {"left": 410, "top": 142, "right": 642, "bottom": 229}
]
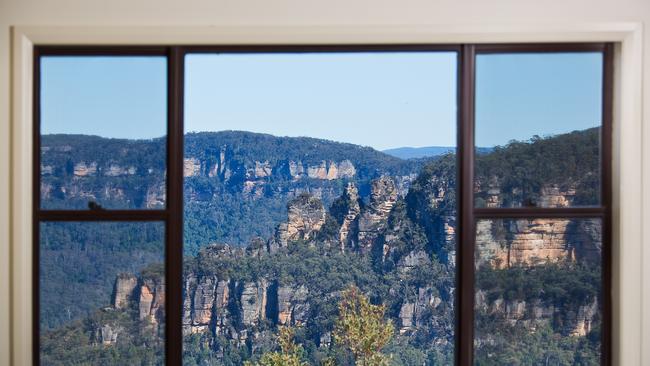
[{"left": 41, "top": 126, "right": 596, "bottom": 151}]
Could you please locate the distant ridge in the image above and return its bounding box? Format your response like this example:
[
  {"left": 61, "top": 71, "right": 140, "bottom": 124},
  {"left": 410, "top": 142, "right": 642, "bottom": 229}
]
[{"left": 383, "top": 146, "right": 494, "bottom": 159}]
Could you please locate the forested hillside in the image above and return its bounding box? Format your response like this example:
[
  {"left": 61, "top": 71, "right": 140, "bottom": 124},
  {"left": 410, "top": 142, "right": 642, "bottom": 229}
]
[{"left": 40, "top": 128, "right": 603, "bottom": 365}]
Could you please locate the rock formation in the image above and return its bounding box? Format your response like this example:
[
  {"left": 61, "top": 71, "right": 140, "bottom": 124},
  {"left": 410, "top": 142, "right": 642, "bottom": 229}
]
[
  {"left": 112, "top": 273, "right": 138, "bottom": 309},
  {"left": 184, "top": 158, "right": 202, "bottom": 177},
  {"left": 105, "top": 164, "right": 136, "bottom": 177},
  {"left": 102, "top": 171, "right": 600, "bottom": 359},
  {"left": 398, "top": 287, "right": 442, "bottom": 335},
  {"left": 476, "top": 218, "right": 602, "bottom": 269},
  {"left": 270, "top": 194, "right": 327, "bottom": 251},
  {"left": 240, "top": 280, "right": 269, "bottom": 327},
  {"left": 334, "top": 182, "right": 362, "bottom": 252},
  {"left": 276, "top": 284, "right": 309, "bottom": 326},
  {"left": 475, "top": 290, "right": 600, "bottom": 337},
  {"left": 96, "top": 324, "right": 122, "bottom": 346},
  {"left": 139, "top": 277, "right": 165, "bottom": 325},
  {"left": 73, "top": 162, "right": 97, "bottom": 177},
  {"left": 358, "top": 176, "right": 398, "bottom": 253}
]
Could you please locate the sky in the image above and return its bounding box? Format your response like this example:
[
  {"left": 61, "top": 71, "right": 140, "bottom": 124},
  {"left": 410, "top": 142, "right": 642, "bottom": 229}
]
[
  {"left": 41, "top": 51, "right": 602, "bottom": 150},
  {"left": 475, "top": 52, "right": 603, "bottom": 147},
  {"left": 184, "top": 52, "right": 456, "bottom": 150},
  {"left": 41, "top": 56, "right": 168, "bottom": 140}
]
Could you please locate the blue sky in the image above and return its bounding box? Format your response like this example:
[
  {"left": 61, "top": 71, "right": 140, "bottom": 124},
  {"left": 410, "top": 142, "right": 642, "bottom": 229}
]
[
  {"left": 475, "top": 52, "right": 602, "bottom": 147},
  {"left": 41, "top": 56, "right": 168, "bottom": 140},
  {"left": 184, "top": 52, "right": 456, "bottom": 150},
  {"left": 41, "top": 51, "right": 602, "bottom": 150}
]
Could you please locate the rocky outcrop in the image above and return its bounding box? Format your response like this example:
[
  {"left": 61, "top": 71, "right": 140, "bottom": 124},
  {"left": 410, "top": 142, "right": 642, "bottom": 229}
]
[
  {"left": 145, "top": 184, "right": 166, "bottom": 208},
  {"left": 182, "top": 271, "right": 233, "bottom": 336},
  {"left": 183, "top": 154, "right": 356, "bottom": 183},
  {"left": 358, "top": 176, "right": 398, "bottom": 253},
  {"left": 96, "top": 324, "right": 122, "bottom": 346},
  {"left": 569, "top": 298, "right": 599, "bottom": 336},
  {"left": 212, "top": 281, "right": 233, "bottom": 336},
  {"left": 335, "top": 160, "right": 356, "bottom": 179},
  {"left": 306, "top": 161, "right": 328, "bottom": 179},
  {"left": 302, "top": 160, "right": 356, "bottom": 180},
  {"left": 393, "top": 174, "right": 418, "bottom": 198},
  {"left": 538, "top": 185, "right": 575, "bottom": 208},
  {"left": 253, "top": 161, "right": 273, "bottom": 178},
  {"left": 73, "top": 162, "right": 97, "bottom": 176},
  {"left": 247, "top": 159, "right": 357, "bottom": 181},
  {"left": 41, "top": 165, "right": 54, "bottom": 175},
  {"left": 105, "top": 164, "right": 136, "bottom": 177},
  {"left": 336, "top": 183, "right": 362, "bottom": 252},
  {"left": 194, "top": 277, "right": 224, "bottom": 332},
  {"left": 138, "top": 277, "right": 165, "bottom": 325},
  {"left": 242, "top": 180, "right": 265, "bottom": 198},
  {"left": 184, "top": 158, "right": 202, "bottom": 177},
  {"left": 204, "top": 146, "right": 233, "bottom": 181},
  {"left": 476, "top": 218, "right": 602, "bottom": 269},
  {"left": 475, "top": 290, "right": 599, "bottom": 337},
  {"left": 398, "top": 287, "right": 442, "bottom": 334},
  {"left": 270, "top": 194, "right": 326, "bottom": 250},
  {"left": 477, "top": 179, "right": 578, "bottom": 209},
  {"left": 240, "top": 280, "right": 269, "bottom": 327},
  {"left": 113, "top": 274, "right": 138, "bottom": 309},
  {"left": 288, "top": 161, "right": 305, "bottom": 179},
  {"left": 276, "top": 285, "right": 309, "bottom": 326}
]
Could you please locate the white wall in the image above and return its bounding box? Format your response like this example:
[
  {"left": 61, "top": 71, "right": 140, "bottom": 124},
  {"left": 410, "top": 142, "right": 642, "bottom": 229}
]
[{"left": 1, "top": 1, "right": 648, "bottom": 365}]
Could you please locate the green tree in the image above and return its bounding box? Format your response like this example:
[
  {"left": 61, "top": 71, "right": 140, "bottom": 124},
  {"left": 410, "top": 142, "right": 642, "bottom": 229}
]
[
  {"left": 246, "top": 327, "right": 308, "bottom": 366},
  {"left": 333, "top": 286, "right": 394, "bottom": 366}
]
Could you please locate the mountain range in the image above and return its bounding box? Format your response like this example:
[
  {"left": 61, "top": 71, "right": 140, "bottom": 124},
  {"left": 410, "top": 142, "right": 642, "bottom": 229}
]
[
  {"left": 382, "top": 146, "right": 493, "bottom": 160},
  {"left": 39, "top": 128, "right": 603, "bottom": 365}
]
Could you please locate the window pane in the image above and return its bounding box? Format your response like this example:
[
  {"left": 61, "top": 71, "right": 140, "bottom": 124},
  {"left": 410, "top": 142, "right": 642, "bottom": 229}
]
[
  {"left": 183, "top": 52, "right": 458, "bottom": 364},
  {"left": 474, "top": 218, "right": 602, "bottom": 364},
  {"left": 474, "top": 53, "right": 603, "bottom": 208},
  {"left": 40, "top": 56, "right": 167, "bottom": 210},
  {"left": 40, "top": 222, "right": 165, "bottom": 365}
]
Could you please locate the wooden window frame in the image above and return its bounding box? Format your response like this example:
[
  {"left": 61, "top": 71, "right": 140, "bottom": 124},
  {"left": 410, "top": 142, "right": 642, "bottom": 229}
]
[{"left": 32, "top": 43, "right": 614, "bottom": 366}]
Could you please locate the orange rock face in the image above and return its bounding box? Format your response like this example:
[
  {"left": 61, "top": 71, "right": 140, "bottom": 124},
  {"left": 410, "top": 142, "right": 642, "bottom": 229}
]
[{"left": 476, "top": 218, "right": 601, "bottom": 269}]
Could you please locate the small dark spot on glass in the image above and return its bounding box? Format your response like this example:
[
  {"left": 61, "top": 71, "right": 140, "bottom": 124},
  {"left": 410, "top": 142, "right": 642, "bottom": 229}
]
[
  {"left": 523, "top": 197, "right": 537, "bottom": 207},
  {"left": 87, "top": 201, "right": 104, "bottom": 210}
]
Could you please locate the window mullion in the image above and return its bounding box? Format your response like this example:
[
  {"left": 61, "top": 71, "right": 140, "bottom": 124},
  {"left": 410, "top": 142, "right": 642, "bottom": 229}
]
[
  {"left": 165, "top": 46, "right": 185, "bottom": 366},
  {"left": 457, "top": 43, "right": 476, "bottom": 366}
]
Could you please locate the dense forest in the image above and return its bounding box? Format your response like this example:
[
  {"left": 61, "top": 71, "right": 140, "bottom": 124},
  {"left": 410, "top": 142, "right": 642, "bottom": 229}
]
[
  {"left": 474, "top": 127, "right": 601, "bottom": 207},
  {"left": 39, "top": 128, "right": 603, "bottom": 365}
]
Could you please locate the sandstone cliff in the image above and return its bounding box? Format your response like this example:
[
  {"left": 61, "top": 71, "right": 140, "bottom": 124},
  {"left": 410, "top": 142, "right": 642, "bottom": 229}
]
[
  {"left": 95, "top": 169, "right": 599, "bottom": 363},
  {"left": 357, "top": 176, "right": 399, "bottom": 253},
  {"left": 476, "top": 218, "right": 602, "bottom": 269}
]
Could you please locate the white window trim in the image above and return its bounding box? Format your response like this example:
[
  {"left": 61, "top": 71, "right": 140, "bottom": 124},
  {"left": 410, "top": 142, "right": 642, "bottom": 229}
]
[{"left": 9, "top": 23, "right": 646, "bottom": 365}]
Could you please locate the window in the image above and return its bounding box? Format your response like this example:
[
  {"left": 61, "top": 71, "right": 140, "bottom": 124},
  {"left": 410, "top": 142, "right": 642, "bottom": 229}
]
[{"left": 34, "top": 44, "right": 612, "bottom": 365}]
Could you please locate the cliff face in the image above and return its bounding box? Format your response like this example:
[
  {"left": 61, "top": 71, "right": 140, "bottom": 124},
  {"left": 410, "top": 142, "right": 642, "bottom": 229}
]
[
  {"left": 111, "top": 273, "right": 166, "bottom": 326},
  {"left": 105, "top": 171, "right": 599, "bottom": 355},
  {"left": 475, "top": 291, "right": 599, "bottom": 337},
  {"left": 474, "top": 200, "right": 602, "bottom": 343},
  {"left": 270, "top": 194, "right": 327, "bottom": 250},
  {"left": 336, "top": 183, "right": 362, "bottom": 252},
  {"left": 41, "top": 132, "right": 420, "bottom": 252},
  {"left": 109, "top": 175, "right": 454, "bottom": 350},
  {"left": 475, "top": 218, "right": 602, "bottom": 269},
  {"left": 184, "top": 157, "right": 357, "bottom": 183},
  {"left": 357, "top": 176, "right": 399, "bottom": 253},
  {"left": 41, "top": 129, "right": 604, "bottom": 365}
]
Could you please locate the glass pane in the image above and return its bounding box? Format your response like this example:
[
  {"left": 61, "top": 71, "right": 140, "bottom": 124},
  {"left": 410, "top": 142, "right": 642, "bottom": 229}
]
[
  {"left": 40, "top": 56, "right": 167, "bottom": 210},
  {"left": 474, "top": 53, "right": 603, "bottom": 208},
  {"left": 40, "top": 222, "right": 165, "bottom": 365},
  {"left": 474, "top": 218, "right": 602, "bottom": 365},
  {"left": 183, "top": 52, "right": 458, "bottom": 364}
]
